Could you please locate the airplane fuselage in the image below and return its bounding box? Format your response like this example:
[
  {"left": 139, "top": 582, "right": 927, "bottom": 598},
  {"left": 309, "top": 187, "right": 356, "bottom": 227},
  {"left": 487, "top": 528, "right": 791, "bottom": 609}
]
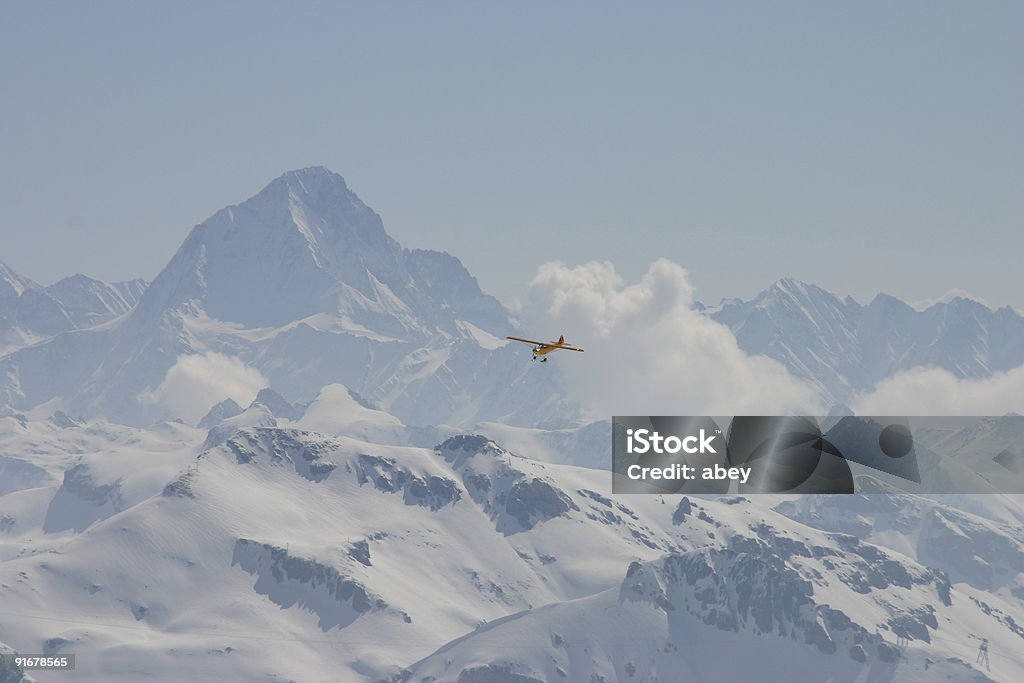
[{"left": 532, "top": 344, "right": 557, "bottom": 359}]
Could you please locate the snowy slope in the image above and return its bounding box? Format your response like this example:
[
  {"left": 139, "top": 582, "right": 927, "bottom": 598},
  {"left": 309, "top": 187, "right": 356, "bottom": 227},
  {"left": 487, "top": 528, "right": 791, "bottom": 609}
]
[
  {"left": 406, "top": 553, "right": 1014, "bottom": 683},
  {"left": 408, "top": 493, "right": 1024, "bottom": 682},
  {"left": 775, "top": 483, "right": 1024, "bottom": 597},
  {"left": 1, "top": 416, "right": 1023, "bottom": 682},
  {"left": 472, "top": 420, "right": 612, "bottom": 470},
  {"left": 0, "top": 424, "right": 687, "bottom": 682}
]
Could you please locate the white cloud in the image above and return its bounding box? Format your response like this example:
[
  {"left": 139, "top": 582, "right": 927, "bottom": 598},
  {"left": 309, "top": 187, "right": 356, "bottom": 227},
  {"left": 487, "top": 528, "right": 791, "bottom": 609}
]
[
  {"left": 525, "top": 259, "right": 822, "bottom": 417},
  {"left": 853, "top": 365, "right": 1024, "bottom": 415},
  {"left": 139, "top": 352, "right": 267, "bottom": 424}
]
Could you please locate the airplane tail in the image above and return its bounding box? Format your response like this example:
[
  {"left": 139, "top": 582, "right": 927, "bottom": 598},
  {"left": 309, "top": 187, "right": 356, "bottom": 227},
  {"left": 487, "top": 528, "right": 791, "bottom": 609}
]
[{"left": 558, "top": 335, "right": 564, "bottom": 344}]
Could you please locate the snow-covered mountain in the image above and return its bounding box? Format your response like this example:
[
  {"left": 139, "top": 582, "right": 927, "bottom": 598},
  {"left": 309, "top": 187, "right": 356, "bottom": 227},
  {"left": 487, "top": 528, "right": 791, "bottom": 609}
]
[
  {"left": 135, "top": 166, "right": 508, "bottom": 334},
  {"left": 1, "top": 412, "right": 1021, "bottom": 682},
  {"left": 5, "top": 167, "right": 1024, "bottom": 682},
  {"left": 0, "top": 262, "right": 144, "bottom": 355},
  {"left": 44, "top": 274, "right": 147, "bottom": 331},
  {"left": 705, "top": 278, "right": 1024, "bottom": 404},
  {"left": 406, "top": 514, "right": 1019, "bottom": 682},
  {"left": 0, "top": 168, "right": 577, "bottom": 428},
  {"left": 6, "top": 169, "right": 1020, "bottom": 428}
]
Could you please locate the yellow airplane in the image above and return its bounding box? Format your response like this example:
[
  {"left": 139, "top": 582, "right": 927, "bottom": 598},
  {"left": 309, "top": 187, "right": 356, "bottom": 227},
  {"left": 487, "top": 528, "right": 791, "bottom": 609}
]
[{"left": 506, "top": 335, "right": 585, "bottom": 362}]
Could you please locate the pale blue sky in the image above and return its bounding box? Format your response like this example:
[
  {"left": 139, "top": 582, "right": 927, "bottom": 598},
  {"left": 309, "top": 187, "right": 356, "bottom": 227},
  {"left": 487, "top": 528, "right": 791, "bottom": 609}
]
[{"left": 2, "top": 1, "right": 1021, "bottom": 308}]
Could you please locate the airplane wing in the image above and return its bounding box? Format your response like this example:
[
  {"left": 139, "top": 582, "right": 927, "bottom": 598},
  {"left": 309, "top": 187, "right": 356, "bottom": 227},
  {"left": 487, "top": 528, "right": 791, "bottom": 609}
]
[
  {"left": 556, "top": 345, "right": 585, "bottom": 352},
  {"left": 506, "top": 336, "right": 546, "bottom": 346}
]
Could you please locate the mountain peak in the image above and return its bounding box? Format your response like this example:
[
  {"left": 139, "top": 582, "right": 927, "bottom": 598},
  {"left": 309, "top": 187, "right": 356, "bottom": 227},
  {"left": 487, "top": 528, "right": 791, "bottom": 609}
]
[
  {"left": 252, "top": 166, "right": 365, "bottom": 220},
  {"left": 866, "top": 291, "right": 913, "bottom": 311},
  {"left": 270, "top": 166, "right": 350, "bottom": 194},
  {"left": 135, "top": 167, "right": 509, "bottom": 336},
  {"left": 767, "top": 277, "right": 813, "bottom": 297},
  {"left": 773, "top": 276, "right": 807, "bottom": 288},
  {"left": 133, "top": 165, "right": 403, "bottom": 327},
  {"left": 0, "top": 261, "right": 38, "bottom": 298},
  {"left": 763, "top": 277, "right": 842, "bottom": 305},
  {"left": 282, "top": 165, "right": 337, "bottom": 178}
]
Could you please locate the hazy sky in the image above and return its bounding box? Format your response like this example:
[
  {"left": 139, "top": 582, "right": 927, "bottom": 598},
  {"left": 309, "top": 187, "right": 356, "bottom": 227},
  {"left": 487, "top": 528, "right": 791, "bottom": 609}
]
[{"left": 2, "top": 1, "right": 1021, "bottom": 308}]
